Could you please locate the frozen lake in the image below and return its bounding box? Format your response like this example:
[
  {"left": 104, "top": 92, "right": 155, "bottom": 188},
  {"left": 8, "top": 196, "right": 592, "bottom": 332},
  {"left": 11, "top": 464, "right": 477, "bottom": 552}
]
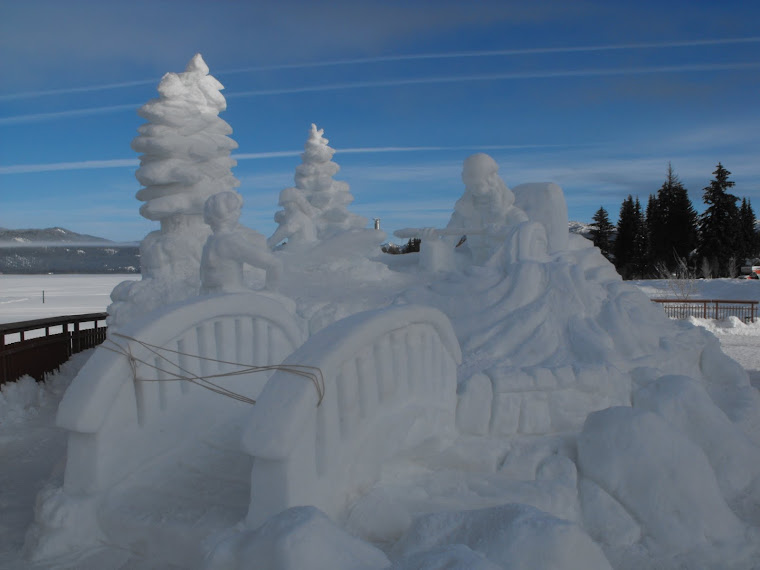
[{"left": 0, "top": 274, "right": 139, "bottom": 324}]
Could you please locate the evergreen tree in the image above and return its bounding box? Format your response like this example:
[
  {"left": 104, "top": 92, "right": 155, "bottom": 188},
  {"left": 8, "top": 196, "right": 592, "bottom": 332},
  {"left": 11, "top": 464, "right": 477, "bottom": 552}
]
[
  {"left": 738, "top": 198, "right": 758, "bottom": 262},
  {"left": 646, "top": 164, "right": 698, "bottom": 272},
  {"left": 614, "top": 195, "right": 647, "bottom": 279},
  {"left": 697, "top": 162, "right": 739, "bottom": 276},
  {"left": 590, "top": 206, "right": 614, "bottom": 260},
  {"left": 614, "top": 195, "right": 637, "bottom": 278},
  {"left": 631, "top": 197, "right": 648, "bottom": 277}
]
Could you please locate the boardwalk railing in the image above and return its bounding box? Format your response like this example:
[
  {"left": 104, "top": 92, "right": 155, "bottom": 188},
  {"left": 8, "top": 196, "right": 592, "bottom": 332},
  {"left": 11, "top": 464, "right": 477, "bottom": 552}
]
[
  {"left": 0, "top": 313, "right": 108, "bottom": 385},
  {"left": 651, "top": 299, "right": 758, "bottom": 322}
]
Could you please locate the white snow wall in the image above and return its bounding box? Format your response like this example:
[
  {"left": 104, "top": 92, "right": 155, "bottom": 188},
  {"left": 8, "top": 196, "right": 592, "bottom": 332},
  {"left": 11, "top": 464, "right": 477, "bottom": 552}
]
[{"left": 242, "top": 304, "right": 462, "bottom": 527}]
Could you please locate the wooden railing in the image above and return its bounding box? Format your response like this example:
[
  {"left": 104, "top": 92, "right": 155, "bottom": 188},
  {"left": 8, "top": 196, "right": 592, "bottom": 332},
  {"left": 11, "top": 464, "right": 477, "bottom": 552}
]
[
  {"left": 0, "top": 313, "right": 108, "bottom": 385},
  {"left": 651, "top": 299, "right": 758, "bottom": 322}
]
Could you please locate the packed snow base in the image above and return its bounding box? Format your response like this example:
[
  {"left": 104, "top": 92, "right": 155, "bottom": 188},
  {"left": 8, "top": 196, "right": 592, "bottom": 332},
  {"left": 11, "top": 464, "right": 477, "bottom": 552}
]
[{"left": 16, "top": 55, "right": 760, "bottom": 569}]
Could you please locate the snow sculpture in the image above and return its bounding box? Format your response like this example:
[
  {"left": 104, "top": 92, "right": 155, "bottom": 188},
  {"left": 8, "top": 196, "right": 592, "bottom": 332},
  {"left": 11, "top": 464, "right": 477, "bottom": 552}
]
[
  {"left": 267, "top": 187, "right": 318, "bottom": 248},
  {"left": 447, "top": 153, "right": 528, "bottom": 264},
  {"left": 242, "top": 305, "right": 461, "bottom": 527},
  {"left": 108, "top": 53, "right": 240, "bottom": 325},
  {"left": 28, "top": 293, "right": 305, "bottom": 562},
  {"left": 269, "top": 124, "right": 366, "bottom": 247},
  {"left": 201, "top": 191, "right": 282, "bottom": 293},
  {"left": 393, "top": 153, "right": 534, "bottom": 271}
]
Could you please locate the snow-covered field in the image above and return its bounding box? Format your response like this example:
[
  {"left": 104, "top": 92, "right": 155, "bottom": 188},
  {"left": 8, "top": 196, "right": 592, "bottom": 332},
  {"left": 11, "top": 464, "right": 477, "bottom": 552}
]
[{"left": 0, "top": 274, "right": 138, "bottom": 324}]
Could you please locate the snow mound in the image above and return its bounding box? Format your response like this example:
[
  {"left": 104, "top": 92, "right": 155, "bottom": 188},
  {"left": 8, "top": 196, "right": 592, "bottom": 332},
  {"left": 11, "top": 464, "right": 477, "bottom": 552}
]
[{"left": 391, "top": 503, "right": 612, "bottom": 570}]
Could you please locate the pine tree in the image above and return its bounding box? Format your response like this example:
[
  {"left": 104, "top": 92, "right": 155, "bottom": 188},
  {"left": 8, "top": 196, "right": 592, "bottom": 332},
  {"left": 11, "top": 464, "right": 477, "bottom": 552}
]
[
  {"left": 614, "top": 195, "right": 647, "bottom": 279},
  {"left": 590, "top": 206, "right": 614, "bottom": 260},
  {"left": 614, "top": 195, "right": 636, "bottom": 277},
  {"left": 646, "top": 164, "right": 698, "bottom": 272},
  {"left": 697, "top": 162, "right": 739, "bottom": 276},
  {"left": 631, "top": 197, "right": 648, "bottom": 278},
  {"left": 738, "top": 197, "right": 758, "bottom": 262}
]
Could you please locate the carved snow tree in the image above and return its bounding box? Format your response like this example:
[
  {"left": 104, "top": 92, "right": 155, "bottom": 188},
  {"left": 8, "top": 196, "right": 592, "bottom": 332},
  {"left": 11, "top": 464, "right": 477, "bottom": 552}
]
[
  {"left": 269, "top": 124, "right": 366, "bottom": 247},
  {"left": 109, "top": 53, "right": 241, "bottom": 325}
]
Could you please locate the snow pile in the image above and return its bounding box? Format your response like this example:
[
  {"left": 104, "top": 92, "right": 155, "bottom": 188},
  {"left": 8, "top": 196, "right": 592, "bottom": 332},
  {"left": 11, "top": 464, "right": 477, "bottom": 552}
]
[
  {"left": 0, "top": 376, "right": 47, "bottom": 423},
  {"left": 689, "top": 315, "right": 760, "bottom": 336},
  {"left": 269, "top": 124, "right": 367, "bottom": 247},
  {"left": 109, "top": 54, "right": 240, "bottom": 325}
]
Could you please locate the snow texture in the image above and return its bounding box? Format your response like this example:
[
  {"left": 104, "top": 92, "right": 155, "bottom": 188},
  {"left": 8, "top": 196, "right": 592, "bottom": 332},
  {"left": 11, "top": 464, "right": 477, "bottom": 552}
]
[
  {"left": 8, "top": 84, "right": 760, "bottom": 569},
  {"left": 109, "top": 54, "right": 241, "bottom": 326},
  {"left": 269, "top": 123, "right": 367, "bottom": 247},
  {"left": 200, "top": 191, "right": 282, "bottom": 293}
]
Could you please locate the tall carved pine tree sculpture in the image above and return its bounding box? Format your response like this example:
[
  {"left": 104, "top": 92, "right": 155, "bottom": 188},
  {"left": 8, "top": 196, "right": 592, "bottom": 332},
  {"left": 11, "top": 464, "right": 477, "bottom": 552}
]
[
  {"left": 269, "top": 124, "right": 365, "bottom": 247},
  {"left": 109, "top": 54, "right": 241, "bottom": 325}
]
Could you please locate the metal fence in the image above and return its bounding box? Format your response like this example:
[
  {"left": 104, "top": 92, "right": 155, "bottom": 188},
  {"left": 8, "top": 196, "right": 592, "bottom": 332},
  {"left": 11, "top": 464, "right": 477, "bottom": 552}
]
[
  {"left": 0, "top": 313, "right": 108, "bottom": 385},
  {"left": 651, "top": 299, "right": 758, "bottom": 323}
]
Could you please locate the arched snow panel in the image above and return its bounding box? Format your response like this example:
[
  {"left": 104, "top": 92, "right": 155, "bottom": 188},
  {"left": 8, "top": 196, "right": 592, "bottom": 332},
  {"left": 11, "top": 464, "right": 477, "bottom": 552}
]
[
  {"left": 56, "top": 293, "right": 304, "bottom": 496},
  {"left": 241, "top": 304, "right": 461, "bottom": 528},
  {"left": 375, "top": 336, "right": 394, "bottom": 403}
]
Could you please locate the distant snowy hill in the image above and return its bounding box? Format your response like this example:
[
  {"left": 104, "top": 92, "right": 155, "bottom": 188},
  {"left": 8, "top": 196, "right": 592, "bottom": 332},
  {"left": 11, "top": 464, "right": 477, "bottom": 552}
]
[
  {"left": 0, "top": 226, "right": 112, "bottom": 245},
  {"left": 0, "top": 227, "right": 140, "bottom": 274},
  {"left": 569, "top": 221, "right": 618, "bottom": 242},
  {"left": 568, "top": 221, "right": 594, "bottom": 239}
]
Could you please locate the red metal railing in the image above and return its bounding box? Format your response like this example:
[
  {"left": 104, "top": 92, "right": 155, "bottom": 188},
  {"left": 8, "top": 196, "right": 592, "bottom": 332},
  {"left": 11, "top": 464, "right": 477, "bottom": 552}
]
[
  {"left": 0, "top": 313, "right": 108, "bottom": 385},
  {"left": 651, "top": 299, "right": 758, "bottom": 322}
]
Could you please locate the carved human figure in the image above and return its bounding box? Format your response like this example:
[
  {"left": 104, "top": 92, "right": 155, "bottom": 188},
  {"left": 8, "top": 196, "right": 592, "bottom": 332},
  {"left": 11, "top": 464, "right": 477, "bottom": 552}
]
[
  {"left": 267, "top": 187, "right": 318, "bottom": 248},
  {"left": 447, "top": 153, "right": 528, "bottom": 264},
  {"left": 200, "top": 192, "right": 282, "bottom": 293}
]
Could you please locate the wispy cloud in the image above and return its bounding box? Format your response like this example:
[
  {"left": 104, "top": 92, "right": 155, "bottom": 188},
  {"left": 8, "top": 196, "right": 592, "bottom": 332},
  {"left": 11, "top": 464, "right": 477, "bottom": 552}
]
[
  {"left": 0, "top": 81, "right": 157, "bottom": 102},
  {"left": 229, "top": 62, "right": 760, "bottom": 98},
  {"left": 0, "top": 104, "right": 138, "bottom": 126},
  {"left": 3, "top": 60, "right": 757, "bottom": 126},
  {"left": 0, "top": 158, "right": 137, "bottom": 175},
  {"left": 223, "top": 36, "right": 760, "bottom": 74},
  {"left": 4, "top": 36, "right": 757, "bottom": 101},
  {"left": 0, "top": 144, "right": 584, "bottom": 175}
]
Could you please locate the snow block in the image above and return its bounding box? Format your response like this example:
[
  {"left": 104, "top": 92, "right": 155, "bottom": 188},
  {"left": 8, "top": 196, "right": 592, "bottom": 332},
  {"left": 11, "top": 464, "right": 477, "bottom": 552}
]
[
  {"left": 578, "top": 406, "right": 746, "bottom": 556},
  {"left": 578, "top": 478, "right": 640, "bottom": 547},
  {"left": 456, "top": 373, "right": 492, "bottom": 435},
  {"left": 512, "top": 182, "right": 569, "bottom": 254},
  {"left": 633, "top": 374, "right": 760, "bottom": 501}
]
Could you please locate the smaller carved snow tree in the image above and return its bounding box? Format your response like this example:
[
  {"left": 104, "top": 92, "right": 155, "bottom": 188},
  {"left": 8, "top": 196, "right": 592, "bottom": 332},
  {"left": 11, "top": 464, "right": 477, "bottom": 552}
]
[
  {"left": 109, "top": 54, "right": 241, "bottom": 325},
  {"left": 269, "top": 124, "right": 366, "bottom": 247}
]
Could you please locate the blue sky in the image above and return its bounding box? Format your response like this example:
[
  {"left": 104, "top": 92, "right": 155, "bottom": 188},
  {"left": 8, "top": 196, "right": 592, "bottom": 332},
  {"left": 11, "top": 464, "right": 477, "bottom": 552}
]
[{"left": 1, "top": 0, "right": 759, "bottom": 243}]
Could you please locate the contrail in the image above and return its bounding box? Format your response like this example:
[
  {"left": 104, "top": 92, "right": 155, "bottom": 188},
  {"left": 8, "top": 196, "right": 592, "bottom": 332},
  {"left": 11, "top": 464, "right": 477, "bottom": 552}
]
[
  {"left": 0, "top": 144, "right": 583, "bottom": 175},
  {"left": 223, "top": 36, "right": 760, "bottom": 74},
  {"left": 0, "top": 104, "right": 138, "bottom": 126},
  {"left": 2, "top": 60, "right": 757, "bottom": 126},
  {"left": 0, "top": 158, "right": 138, "bottom": 174},
  {"left": 1, "top": 36, "right": 757, "bottom": 101},
  {"left": 228, "top": 62, "right": 760, "bottom": 98}
]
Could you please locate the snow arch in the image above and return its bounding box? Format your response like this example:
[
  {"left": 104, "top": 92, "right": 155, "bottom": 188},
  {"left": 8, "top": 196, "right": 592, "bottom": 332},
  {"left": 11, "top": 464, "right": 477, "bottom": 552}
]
[
  {"left": 241, "top": 304, "right": 462, "bottom": 527},
  {"left": 57, "top": 293, "right": 304, "bottom": 495}
]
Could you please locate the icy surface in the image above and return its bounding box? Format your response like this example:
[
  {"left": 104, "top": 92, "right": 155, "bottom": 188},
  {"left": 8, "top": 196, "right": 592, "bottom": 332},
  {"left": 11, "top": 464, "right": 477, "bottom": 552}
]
[{"left": 3, "top": 136, "right": 760, "bottom": 567}]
